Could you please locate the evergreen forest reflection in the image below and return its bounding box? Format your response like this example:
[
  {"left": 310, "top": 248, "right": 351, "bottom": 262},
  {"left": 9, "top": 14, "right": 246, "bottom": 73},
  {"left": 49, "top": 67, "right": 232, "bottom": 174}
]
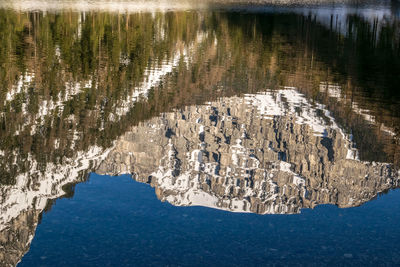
[{"left": 0, "top": 5, "right": 399, "bottom": 266}]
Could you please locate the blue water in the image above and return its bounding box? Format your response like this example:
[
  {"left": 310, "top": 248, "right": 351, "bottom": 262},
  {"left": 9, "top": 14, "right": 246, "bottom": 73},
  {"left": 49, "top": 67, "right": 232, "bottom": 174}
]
[{"left": 19, "top": 173, "right": 400, "bottom": 266}]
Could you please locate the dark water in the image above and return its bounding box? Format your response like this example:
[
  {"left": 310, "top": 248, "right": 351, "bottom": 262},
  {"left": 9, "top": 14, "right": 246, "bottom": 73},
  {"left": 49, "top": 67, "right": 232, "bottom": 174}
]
[{"left": 0, "top": 0, "right": 399, "bottom": 266}]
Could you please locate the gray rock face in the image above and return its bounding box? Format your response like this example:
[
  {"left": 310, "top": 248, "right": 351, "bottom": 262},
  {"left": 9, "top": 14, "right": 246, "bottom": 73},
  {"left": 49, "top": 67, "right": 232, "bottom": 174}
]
[{"left": 97, "top": 89, "right": 400, "bottom": 214}]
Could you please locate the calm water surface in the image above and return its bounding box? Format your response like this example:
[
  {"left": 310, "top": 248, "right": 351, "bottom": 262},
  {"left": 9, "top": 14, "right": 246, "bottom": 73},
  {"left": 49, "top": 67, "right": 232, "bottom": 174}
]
[{"left": 0, "top": 0, "right": 399, "bottom": 266}]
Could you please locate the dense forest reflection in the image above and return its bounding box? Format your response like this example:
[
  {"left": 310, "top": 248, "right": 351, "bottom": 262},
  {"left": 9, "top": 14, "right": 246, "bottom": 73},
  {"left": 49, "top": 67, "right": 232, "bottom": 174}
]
[{"left": 0, "top": 7, "right": 399, "bottom": 265}]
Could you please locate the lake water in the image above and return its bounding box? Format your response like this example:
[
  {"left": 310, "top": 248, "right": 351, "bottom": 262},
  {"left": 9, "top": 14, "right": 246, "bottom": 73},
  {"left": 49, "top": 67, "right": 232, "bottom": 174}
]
[{"left": 0, "top": 0, "right": 399, "bottom": 266}]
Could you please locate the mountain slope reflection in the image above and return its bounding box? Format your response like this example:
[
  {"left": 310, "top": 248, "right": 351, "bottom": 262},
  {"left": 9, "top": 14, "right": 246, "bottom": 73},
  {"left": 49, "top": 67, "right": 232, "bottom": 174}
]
[
  {"left": 0, "top": 7, "right": 399, "bottom": 266},
  {"left": 98, "top": 88, "right": 400, "bottom": 214}
]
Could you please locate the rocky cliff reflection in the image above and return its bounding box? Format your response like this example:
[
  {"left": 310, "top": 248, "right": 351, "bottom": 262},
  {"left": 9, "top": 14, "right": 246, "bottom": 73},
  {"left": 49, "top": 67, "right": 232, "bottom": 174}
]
[
  {"left": 0, "top": 5, "right": 400, "bottom": 266},
  {"left": 98, "top": 89, "right": 399, "bottom": 214}
]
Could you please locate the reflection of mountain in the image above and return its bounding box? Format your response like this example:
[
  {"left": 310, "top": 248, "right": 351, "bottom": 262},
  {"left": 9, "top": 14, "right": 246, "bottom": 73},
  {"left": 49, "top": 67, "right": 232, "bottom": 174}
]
[
  {"left": 98, "top": 89, "right": 400, "bottom": 214},
  {"left": 0, "top": 7, "right": 399, "bottom": 266},
  {"left": 1, "top": 9, "right": 399, "bottom": 188},
  {"left": 1, "top": 88, "right": 398, "bottom": 266}
]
